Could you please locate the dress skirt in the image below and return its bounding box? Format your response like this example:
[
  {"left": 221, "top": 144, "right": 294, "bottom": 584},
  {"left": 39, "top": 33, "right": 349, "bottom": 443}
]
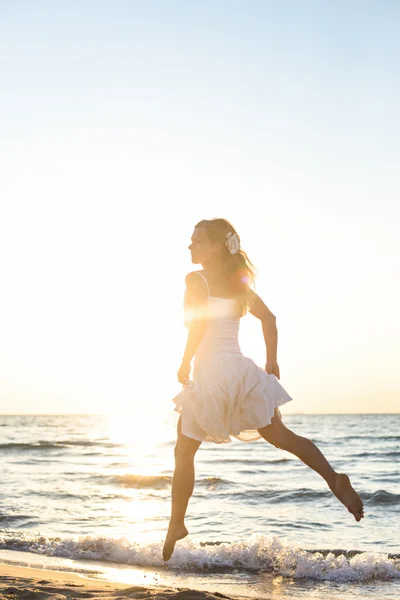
[{"left": 173, "top": 353, "right": 294, "bottom": 444}]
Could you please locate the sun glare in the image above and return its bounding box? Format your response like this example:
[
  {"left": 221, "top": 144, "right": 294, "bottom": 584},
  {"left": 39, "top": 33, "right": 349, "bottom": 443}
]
[{"left": 105, "top": 412, "right": 173, "bottom": 449}]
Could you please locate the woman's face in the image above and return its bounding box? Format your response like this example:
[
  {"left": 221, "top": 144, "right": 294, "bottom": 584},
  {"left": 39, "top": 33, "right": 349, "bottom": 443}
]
[{"left": 188, "top": 227, "right": 221, "bottom": 265}]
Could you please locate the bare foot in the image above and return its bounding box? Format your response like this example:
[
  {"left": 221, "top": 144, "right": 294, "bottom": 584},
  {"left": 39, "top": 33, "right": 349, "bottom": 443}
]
[
  {"left": 330, "top": 473, "right": 364, "bottom": 521},
  {"left": 162, "top": 523, "right": 188, "bottom": 561}
]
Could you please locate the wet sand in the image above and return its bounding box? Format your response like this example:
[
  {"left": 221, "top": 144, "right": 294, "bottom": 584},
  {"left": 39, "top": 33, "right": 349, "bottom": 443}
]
[{"left": 0, "top": 564, "right": 246, "bottom": 600}]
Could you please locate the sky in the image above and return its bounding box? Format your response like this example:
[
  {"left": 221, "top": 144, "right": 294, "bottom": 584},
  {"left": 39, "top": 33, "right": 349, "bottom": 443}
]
[{"left": 0, "top": 0, "right": 399, "bottom": 415}]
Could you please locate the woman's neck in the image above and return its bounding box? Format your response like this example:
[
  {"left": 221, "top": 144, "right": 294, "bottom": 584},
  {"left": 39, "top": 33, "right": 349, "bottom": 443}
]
[
  {"left": 201, "top": 261, "right": 241, "bottom": 306},
  {"left": 201, "top": 263, "right": 224, "bottom": 282}
]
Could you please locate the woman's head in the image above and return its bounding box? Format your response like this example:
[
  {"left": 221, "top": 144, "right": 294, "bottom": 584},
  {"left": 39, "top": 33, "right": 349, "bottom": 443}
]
[{"left": 188, "top": 218, "right": 257, "bottom": 315}]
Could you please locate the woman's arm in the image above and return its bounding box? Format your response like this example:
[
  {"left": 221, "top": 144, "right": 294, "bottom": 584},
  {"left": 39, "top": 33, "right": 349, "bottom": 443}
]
[
  {"left": 248, "top": 290, "right": 279, "bottom": 377},
  {"left": 178, "top": 273, "right": 209, "bottom": 382},
  {"left": 181, "top": 319, "right": 208, "bottom": 365},
  {"left": 262, "top": 319, "right": 278, "bottom": 364}
]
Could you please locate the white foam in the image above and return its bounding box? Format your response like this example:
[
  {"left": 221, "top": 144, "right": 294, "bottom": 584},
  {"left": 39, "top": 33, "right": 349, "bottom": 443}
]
[{"left": 0, "top": 532, "right": 399, "bottom": 582}]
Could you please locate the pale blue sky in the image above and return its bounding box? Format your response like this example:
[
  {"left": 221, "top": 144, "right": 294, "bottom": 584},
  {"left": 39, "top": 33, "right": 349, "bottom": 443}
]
[{"left": 0, "top": 1, "right": 399, "bottom": 414}]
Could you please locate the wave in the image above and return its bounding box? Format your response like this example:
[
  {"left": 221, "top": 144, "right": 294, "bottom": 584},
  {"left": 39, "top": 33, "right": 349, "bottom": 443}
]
[
  {"left": 0, "top": 514, "right": 37, "bottom": 526},
  {"left": 112, "top": 474, "right": 172, "bottom": 488},
  {"left": 202, "top": 457, "right": 292, "bottom": 466},
  {"left": 364, "top": 490, "right": 400, "bottom": 506},
  {"left": 5, "top": 480, "right": 396, "bottom": 507},
  {"left": 0, "top": 532, "right": 398, "bottom": 582},
  {"left": 9, "top": 488, "right": 397, "bottom": 509},
  {"left": 208, "top": 487, "right": 400, "bottom": 506},
  {"left": 104, "top": 474, "right": 229, "bottom": 489},
  {"left": 0, "top": 440, "right": 123, "bottom": 451},
  {"left": 345, "top": 435, "right": 400, "bottom": 442},
  {"left": 351, "top": 450, "right": 400, "bottom": 459}
]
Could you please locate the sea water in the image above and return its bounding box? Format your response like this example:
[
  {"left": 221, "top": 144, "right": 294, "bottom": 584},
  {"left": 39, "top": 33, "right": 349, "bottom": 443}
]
[{"left": 0, "top": 413, "right": 399, "bottom": 599}]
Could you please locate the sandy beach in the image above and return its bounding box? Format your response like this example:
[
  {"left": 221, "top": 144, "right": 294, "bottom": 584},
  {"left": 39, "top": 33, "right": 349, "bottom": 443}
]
[{"left": 0, "top": 564, "right": 245, "bottom": 600}]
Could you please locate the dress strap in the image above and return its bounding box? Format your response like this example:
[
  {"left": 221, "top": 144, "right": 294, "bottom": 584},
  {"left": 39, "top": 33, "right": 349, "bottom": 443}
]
[{"left": 194, "top": 271, "right": 210, "bottom": 296}]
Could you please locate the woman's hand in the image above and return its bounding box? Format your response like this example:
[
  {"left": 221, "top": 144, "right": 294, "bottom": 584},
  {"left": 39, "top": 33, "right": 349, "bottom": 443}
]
[
  {"left": 265, "top": 361, "right": 280, "bottom": 379},
  {"left": 177, "top": 360, "right": 191, "bottom": 385}
]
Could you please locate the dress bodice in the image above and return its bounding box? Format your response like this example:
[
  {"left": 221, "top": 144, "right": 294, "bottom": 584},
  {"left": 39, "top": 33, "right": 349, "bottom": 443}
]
[
  {"left": 184, "top": 272, "right": 242, "bottom": 361},
  {"left": 195, "top": 296, "right": 241, "bottom": 359}
]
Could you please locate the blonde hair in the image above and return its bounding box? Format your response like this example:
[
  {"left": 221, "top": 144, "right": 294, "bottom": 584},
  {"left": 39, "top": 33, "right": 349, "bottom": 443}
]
[{"left": 195, "top": 218, "right": 257, "bottom": 316}]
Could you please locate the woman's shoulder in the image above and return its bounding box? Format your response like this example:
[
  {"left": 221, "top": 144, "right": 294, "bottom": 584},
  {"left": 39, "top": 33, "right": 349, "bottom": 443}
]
[
  {"left": 185, "top": 271, "right": 205, "bottom": 283},
  {"left": 185, "top": 270, "right": 207, "bottom": 286},
  {"left": 184, "top": 271, "right": 209, "bottom": 301}
]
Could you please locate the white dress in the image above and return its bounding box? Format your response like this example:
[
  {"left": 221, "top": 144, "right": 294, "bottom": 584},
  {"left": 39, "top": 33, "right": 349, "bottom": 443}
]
[{"left": 173, "top": 272, "right": 294, "bottom": 444}]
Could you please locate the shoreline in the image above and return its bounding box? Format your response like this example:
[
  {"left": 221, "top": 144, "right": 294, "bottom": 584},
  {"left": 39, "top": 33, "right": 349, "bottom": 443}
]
[{"left": 0, "top": 563, "right": 248, "bottom": 600}]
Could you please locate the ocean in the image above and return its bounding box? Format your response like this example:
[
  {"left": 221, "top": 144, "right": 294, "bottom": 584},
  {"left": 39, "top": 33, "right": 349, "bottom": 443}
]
[{"left": 0, "top": 413, "right": 399, "bottom": 599}]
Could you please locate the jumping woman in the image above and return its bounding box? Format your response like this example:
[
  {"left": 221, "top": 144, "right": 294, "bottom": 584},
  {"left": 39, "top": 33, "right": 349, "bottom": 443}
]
[{"left": 163, "top": 218, "right": 364, "bottom": 561}]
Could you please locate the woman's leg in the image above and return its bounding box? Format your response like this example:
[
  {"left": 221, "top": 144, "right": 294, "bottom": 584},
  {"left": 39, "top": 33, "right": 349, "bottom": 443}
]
[
  {"left": 258, "top": 409, "right": 364, "bottom": 521},
  {"left": 163, "top": 416, "right": 202, "bottom": 561}
]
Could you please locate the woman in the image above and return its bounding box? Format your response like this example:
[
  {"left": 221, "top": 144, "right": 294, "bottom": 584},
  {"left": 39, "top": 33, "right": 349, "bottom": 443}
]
[{"left": 163, "top": 218, "right": 364, "bottom": 561}]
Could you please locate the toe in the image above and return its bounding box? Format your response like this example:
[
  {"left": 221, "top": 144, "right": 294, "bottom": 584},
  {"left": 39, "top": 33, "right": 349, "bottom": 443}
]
[{"left": 162, "top": 540, "right": 174, "bottom": 562}]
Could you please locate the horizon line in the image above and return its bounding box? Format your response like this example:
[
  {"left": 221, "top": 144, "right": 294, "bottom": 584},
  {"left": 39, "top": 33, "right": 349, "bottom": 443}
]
[{"left": 0, "top": 412, "right": 399, "bottom": 417}]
